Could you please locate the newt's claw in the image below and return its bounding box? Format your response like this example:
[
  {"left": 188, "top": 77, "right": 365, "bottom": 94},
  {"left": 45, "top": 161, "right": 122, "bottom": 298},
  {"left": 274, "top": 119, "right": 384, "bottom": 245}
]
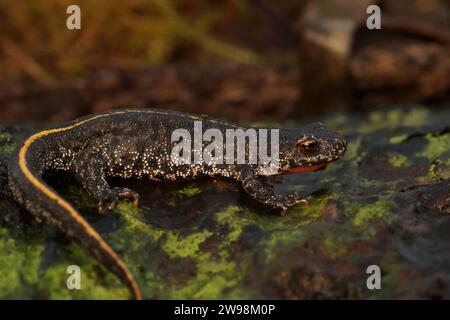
[{"left": 98, "top": 198, "right": 118, "bottom": 214}]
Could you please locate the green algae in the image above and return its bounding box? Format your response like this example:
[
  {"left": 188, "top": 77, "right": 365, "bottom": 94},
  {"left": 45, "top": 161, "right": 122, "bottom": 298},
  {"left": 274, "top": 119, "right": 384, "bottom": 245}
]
[
  {"left": 176, "top": 185, "right": 202, "bottom": 198},
  {"left": 350, "top": 199, "right": 391, "bottom": 227},
  {"left": 0, "top": 132, "right": 15, "bottom": 154},
  {"left": 114, "top": 202, "right": 164, "bottom": 243},
  {"left": 413, "top": 132, "right": 450, "bottom": 183},
  {"left": 344, "top": 138, "right": 363, "bottom": 161},
  {"left": 169, "top": 263, "right": 245, "bottom": 299},
  {"left": 0, "top": 220, "right": 130, "bottom": 299},
  {"left": 168, "top": 250, "right": 248, "bottom": 300},
  {"left": 163, "top": 230, "right": 212, "bottom": 258},
  {"left": 258, "top": 195, "right": 333, "bottom": 264},
  {"left": 0, "top": 227, "right": 44, "bottom": 299},
  {"left": 321, "top": 232, "right": 353, "bottom": 257},
  {"left": 389, "top": 134, "right": 408, "bottom": 144},
  {"left": 214, "top": 205, "right": 245, "bottom": 245},
  {"left": 107, "top": 204, "right": 252, "bottom": 299},
  {"left": 429, "top": 161, "right": 450, "bottom": 180},
  {"left": 36, "top": 244, "right": 129, "bottom": 300},
  {"left": 161, "top": 206, "right": 252, "bottom": 299},
  {"left": 387, "top": 153, "right": 410, "bottom": 168},
  {"left": 418, "top": 133, "right": 450, "bottom": 160},
  {"left": 359, "top": 107, "right": 429, "bottom": 134}
]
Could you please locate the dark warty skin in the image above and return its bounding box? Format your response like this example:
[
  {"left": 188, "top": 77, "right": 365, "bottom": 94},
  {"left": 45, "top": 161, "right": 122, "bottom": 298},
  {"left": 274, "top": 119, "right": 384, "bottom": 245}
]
[{"left": 8, "top": 108, "right": 347, "bottom": 299}]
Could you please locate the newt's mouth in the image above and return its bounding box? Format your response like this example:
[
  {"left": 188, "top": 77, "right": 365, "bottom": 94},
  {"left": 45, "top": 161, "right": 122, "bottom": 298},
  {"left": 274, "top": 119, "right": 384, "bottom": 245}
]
[{"left": 284, "top": 164, "right": 327, "bottom": 175}]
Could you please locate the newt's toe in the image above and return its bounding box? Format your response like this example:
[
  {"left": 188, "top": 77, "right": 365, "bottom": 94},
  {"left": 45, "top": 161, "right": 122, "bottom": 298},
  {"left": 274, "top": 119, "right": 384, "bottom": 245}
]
[
  {"left": 115, "top": 187, "right": 140, "bottom": 208},
  {"left": 98, "top": 199, "right": 118, "bottom": 214}
]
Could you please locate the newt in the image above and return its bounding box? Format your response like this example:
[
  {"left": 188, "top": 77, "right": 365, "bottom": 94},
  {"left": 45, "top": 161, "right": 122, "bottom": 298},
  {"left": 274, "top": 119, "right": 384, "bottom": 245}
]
[{"left": 7, "top": 108, "right": 347, "bottom": 299}]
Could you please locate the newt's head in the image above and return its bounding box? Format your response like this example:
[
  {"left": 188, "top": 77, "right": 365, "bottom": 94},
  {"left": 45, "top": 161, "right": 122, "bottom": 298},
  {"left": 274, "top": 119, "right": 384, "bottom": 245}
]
[{"left": 277, "top": 123, "right": 347, "bottom": 175}]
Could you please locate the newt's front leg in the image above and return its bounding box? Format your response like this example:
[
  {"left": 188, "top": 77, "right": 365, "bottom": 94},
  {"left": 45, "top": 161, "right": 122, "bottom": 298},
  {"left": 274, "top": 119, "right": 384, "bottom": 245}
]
[
  {"left": 239, "top": 168, "right": 307, "bottom": 214},
  {"left": 74, "top": 154, "right": 139, "bottom": 213}
]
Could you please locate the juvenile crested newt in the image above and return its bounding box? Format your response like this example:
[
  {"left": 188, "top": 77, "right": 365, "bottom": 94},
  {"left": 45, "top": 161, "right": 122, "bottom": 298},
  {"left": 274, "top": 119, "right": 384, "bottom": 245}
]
[{"left": 7, "top": 108, "right": 347, "bottom": 300}]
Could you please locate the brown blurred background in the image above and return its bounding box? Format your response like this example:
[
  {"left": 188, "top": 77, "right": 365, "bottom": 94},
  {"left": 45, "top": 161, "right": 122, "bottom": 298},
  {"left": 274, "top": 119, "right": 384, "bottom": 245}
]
[{"left": 0, "top": 0, "right": 449, "bottom": 124}]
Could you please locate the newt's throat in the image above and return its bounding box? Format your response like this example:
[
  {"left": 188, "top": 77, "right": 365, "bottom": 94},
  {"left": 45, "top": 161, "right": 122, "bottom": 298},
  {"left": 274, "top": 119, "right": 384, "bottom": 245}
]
[{"left": 285, "top": 164, "right": 327, "bottom": 174}]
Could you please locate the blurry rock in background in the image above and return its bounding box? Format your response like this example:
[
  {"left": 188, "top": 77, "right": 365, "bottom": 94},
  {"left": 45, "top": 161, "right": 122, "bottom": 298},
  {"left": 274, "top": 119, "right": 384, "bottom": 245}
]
[
  {"left": 299, "top": 0, "right": 450, "bottom": 113},
  {"left": 0, "top": 0, "right": 449, "bottom": 124},
  {"left": 298, "top": 0, "right": 373, "bottom": 115},
  {"left": 351, "top": 0, "right": 450, "bottom": 108},
  {"left": 0, "top": 64, "right": 299, "bottom": 123}
]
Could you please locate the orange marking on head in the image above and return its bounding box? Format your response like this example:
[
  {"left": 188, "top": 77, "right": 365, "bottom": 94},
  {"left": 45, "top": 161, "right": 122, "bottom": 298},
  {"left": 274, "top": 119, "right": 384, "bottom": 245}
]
[{"left": 285, "top": 164, "right": 326, "bottom": 174}]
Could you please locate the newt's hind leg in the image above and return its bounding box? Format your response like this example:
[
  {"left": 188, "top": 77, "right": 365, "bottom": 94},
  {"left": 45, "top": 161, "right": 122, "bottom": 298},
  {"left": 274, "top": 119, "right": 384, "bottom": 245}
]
[{"left": 74, "top": 154, "right": 140, "bottom": 214}]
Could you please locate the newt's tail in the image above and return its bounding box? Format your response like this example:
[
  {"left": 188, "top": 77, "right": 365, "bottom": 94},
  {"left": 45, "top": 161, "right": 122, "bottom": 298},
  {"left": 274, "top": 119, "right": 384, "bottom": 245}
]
[{"left": 8, "top": 136, "right": 142, "bottom": 300}]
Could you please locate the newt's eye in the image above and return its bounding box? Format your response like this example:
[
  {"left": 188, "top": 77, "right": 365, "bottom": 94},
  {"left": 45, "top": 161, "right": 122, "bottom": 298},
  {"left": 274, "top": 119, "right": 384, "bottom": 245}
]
[{"left": 297, "top": 138, "right": 319, "bottom": 153}]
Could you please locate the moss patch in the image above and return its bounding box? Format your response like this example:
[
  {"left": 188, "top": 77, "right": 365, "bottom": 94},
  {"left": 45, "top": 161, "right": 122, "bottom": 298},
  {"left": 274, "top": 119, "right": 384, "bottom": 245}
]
[
  {"left": 387, "top": 153, "right": 410, "bottom": 168},
  {"left": 418, "top": 133, "right": 450, "bottom": 160},
  {"left": 351, "top": 199, "right": 391, "bottom": 227},
  {"left": 0, "top": 132, "right": 16, "bottom": 154}
]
